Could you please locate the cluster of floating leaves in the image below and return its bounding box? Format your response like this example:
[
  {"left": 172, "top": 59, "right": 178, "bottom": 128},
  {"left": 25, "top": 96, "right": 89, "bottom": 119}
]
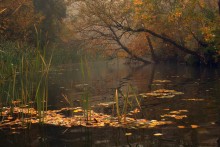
[
  {"left": 161, "top": 110, "right": 188, "bottom": 120},
  {"left": 0, "top": 107, "right": 36, "bottom": 134},
  {"left": 140, "top": 89, "right": 184, "bottom": 99},
  {"left": 0, "top": 107, "right": 172, "bottom": 129}
]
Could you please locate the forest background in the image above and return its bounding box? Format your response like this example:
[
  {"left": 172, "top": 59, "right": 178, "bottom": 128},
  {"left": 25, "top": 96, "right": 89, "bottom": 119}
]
[{"left": 1, "top": 0, "right": 220, "bottom": 66}]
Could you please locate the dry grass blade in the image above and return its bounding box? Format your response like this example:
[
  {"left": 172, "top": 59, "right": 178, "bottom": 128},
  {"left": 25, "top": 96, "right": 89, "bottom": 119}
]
[
  {"left": 129, "top": 85, "right": 141, "bottom": 110},
  {"left": 61, "top": 93, "right": 71, "bottom": 105},
  {"left": 115, "top": 89, "right": 121, "bottom": 122},
  {"left": 0, "top": 8, "right": 7, "bottom": 14}
]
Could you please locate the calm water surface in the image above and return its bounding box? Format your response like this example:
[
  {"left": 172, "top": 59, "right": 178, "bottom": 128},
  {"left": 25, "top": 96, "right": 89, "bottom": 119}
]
[{"left": 1, "top": 59, "right": 220, "bottom": 146}]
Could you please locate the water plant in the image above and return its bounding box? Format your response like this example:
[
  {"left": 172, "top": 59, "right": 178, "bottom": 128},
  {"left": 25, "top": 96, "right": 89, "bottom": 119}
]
[
  {"left": 115, "top": 89, "right": 121, "bottom": 122},
  {"left": 0, "top": 27, "right": 52, "bottom": 125},
  {"left": 114, "top": 85, "right": 142, "bottom": 123},
  {"left": 80, "top": 56, "right": 91, "bottom": 122}
]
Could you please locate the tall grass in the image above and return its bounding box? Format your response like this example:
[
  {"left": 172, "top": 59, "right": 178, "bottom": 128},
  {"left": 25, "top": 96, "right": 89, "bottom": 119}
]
[
  {"left": 114, "top": 85, "right": 142, "bottom": 123},
  {"left": 115, "top": 89, "right": 121, "bottom": 122},
  {"left": 80, "top": 56, "right": 91, "bottom": 122},
  {"left": 0, "top": 28, "right": 52, "bottom": 124}
]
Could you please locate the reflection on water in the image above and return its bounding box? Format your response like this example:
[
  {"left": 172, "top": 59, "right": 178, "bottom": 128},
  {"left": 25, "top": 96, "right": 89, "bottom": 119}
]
[{"left": 1, "top": 59, "right": 220, "bottom": 146}]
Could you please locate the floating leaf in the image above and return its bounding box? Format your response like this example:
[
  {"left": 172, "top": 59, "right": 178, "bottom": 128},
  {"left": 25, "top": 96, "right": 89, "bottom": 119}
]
[
  {"left": 153, "top": 133, "right": 163, "bottom": 136},
  {"left": 97, "top": 102, "right": 116, "bottom": 107},
  {"left": 211, "top": 122, "right": 215, "bottom": 125},
  {"left": 125, "top": 133, "right": 132, "bottom": 136},
  {"left": 179, "top": 110, "right": 188, "bottom": 113},
  {"left": 73, "top": 108, "right": 83, "bottom": 113},
  {"left": 170, "top": 111, "right": 181, "bottom": 114},
  {"left": 157, "top": 95, "right": 175, "bottom": 99},
  {"left": 130, "top": 108, "right": 140, "bottom": 114},
  {"left": 11, "top": 100, "right": 21, "bottom": 105},
  {"left": 169, "top": 91, "right": 183, "bottom": 95},
  {"left": 11, "top": 132, "right": 20, "bottom": 134},
  {"left": 182, "top": 98, "right": 204, "bottom": 101},
  {"left": 153, "top": 80, "right": 171, "bottom": 83},
  {"left": 178, "top": 126, "right": 185, "bottom": 129},
  {"left": 154, "top": 89, "right": 175, "bottom": 93},
  {"left": 7, "top": 116, "right": 13, "bottom": 120},
  {"left": 191, "top": 125, "right": 199, "bottom": 128}
]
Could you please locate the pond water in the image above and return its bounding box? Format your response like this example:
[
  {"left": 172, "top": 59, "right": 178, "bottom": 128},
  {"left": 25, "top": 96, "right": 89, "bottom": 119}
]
[{"left": 1, "top": 59, "right": 220, "bottom": 146}]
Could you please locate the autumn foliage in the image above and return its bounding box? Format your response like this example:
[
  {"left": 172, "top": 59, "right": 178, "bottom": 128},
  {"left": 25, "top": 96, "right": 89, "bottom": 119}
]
[
  {"left": 0, "top": 0, "right": 43, "bottom": 42},
  {"left": 69, "top": 0, "right": 220, "bottom": 65}
]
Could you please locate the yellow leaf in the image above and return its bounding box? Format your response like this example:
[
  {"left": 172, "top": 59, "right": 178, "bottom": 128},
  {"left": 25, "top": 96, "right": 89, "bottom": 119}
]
[
  {"left": 191, "top": 125, "right": 199, "bottom": 128},
  {"left": 153, "top": 133, "right": 163, "bottom": 136},
  {"left": 133, "top": 0, "right": 143, "bottom": 5},
  {"left": 125, "top": 133, "right": 132, "bottom": 136},
  {"left": 178, "top": 126, "right": 185, "bottom": 129}
]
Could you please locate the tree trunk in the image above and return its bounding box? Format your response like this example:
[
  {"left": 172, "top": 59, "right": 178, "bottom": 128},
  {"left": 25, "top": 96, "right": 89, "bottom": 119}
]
[
  {"left": 146, "top": 35, "right": 158, "bottom": 63},
  {"left": 218, "top": 0, "right": 220, "bottom": 15},
  {"left": 116, "top": 25, "right": 207, "bottom": 64},
  {"left": 109, "top": 26, "right": 152, "bottom": 64}
]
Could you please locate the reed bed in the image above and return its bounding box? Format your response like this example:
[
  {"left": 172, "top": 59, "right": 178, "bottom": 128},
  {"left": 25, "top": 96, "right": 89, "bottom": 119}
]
[{"left": 0, "top": 29, "right": 52, "bottom": 125}]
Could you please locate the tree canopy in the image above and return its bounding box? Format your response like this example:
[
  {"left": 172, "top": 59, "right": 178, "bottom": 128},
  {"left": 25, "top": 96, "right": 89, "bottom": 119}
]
[
  {"left": 0, "top": 0, "right": 43, "bottom": 42},
  {"left": 0, "top": 0, "right": 67, "bottom": 43},
  {"left": 68, "top": 0, "right": 220, "bottom": 65}
]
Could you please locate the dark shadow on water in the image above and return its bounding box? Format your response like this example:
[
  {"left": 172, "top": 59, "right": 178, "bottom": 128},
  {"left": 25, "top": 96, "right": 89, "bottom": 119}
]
[{"left": 1, "top": 124, "right": 220, "bottom": 147}]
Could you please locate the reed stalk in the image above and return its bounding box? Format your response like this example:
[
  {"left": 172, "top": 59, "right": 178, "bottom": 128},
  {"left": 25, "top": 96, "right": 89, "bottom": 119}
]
[
  {"left": 80, "top": 56, "right": 91, "bottom": 122},
  {"left": 114, "top": 85, "right": 142, "bottom": 123},
  {"left": 115, "top": 89, "right": 121, "bottom": 122},
  {"left": 0, "top": 27, "right": 52, "bottom": 125}
]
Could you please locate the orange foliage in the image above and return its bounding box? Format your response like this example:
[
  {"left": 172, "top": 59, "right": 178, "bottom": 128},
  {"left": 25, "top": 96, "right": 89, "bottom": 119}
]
[
  {"left": 127, "top": 33, "right": 149, "bottom": 57},
  {"left": 133, "top": 0, "right": 143, "bottom": 5},
  {"left": 0, "top": 0, "right": 43, "bottom": 42}
]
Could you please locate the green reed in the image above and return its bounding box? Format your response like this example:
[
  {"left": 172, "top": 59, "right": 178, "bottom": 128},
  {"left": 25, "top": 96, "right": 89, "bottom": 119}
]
[
  {"left": 80, "top": 56, "right": 91, "bottom": 122},
  {"left": 33, "top": 26, "right": 52, "bottom": 122},
  {"left": 114, "top": 85, "right": 142, "bottom": 123},
  {"left": 115, "top": 89, "right": 121, "bottom": 122},
  {"left": 0, "top": 27, "right": 52, "bottom": 124}
]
